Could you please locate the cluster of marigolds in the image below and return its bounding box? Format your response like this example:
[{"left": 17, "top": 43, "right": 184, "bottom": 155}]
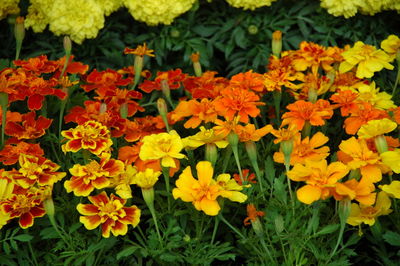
[
  {"left": 1, "top": 0, "right": 399, "bottom": 43},
  {"left": 0, "top": 32, "right": 400, "bottom": 238}
]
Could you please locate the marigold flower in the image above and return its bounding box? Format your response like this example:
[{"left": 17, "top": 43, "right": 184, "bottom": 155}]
[
  {"left": 61, "top": 120, "right": 113, "bottom": 156},
  {"left": 287, "top": 159, "right": 349, "bottom": 204},
  {"left": 357, "top": 118, "right": 397, "bottom": 139},
  {"left": 347, "top": 191, "right": 392, "bottom": 227},
  {"left": 172, "top": 161, "right": 247, "bottom": 216},
  {"left": 108, "top": 164, "right": 137, "bottom": 199},
  {"left": 3, "top": 154, "right": 65, "bottom": 189},
  {"left": 77, "top": 191, "right": 141, "bottom": 238},
  {"left": 229, "top": 70, "right": 265, "bottom": 93},
  {"left": 182, "top": 126, "right": 229, "bottom": 149},
  {"left": 5, "top": 111, "right": 52, "bottom": 140},
  {"left": 235, "top": 124, "right": 272, "bottom": 142},
  {"left": 233, "top": 169, "right": 257, "bottom": 186},
  {"left": 225, "top": 0, "right": 276, "bottom": 10},
  {"left": 338, "top": 137, "right": 389, "bottom": 183},
  {"left": 212, "top": 116, "right": 241, "bottom": 138},
  {"left": 380, "top": 181, "right": 400, "bottom": 199},
  {"left": 352, "top": 82, "right": 395, "bottom": 110},
  {"left": 139, "top": 69, "right": 186, "bottom": 94},
  {"left": 214, "top": 87, "right": 264, "bottom": 123},
  {"left": 132, "top": 168, "right": 161, "bottom": 189},
  {"left": 139, "top": 130, "right": 185, "bottom": 168},
  {"left": 124, "top": 43, "right": 155, "bottom": 57},
  {"left": 281, "top": 100, "right": 333, "bottom": 130},
  {"left": 0, "top": 141, "right": 44, "bottom": 165},
  {"left": 339, "top": 41, "right": 394, "bottom": 79},
  {"left": 13, "top": 55, "right": 57, "bottom": 74},
  {"left": 263, "top": 68, "right": 303, "bottom": 92},
  {"left": 273, "top": 132, "right": 330, "bottom": 166},
  {"left": 1, "top": 187, "right": 46, "bottom": 229},
  {"left": 243, "top": 204, "right": 265, "bottom": 226},
  {"left": 171, "top": 98, "right": 218, "bottom": 128},
  {"left": 64, "top": 156, "right": 125, "bottom": 197},
  {"left": 269, "top": 124, "right": 299, "bottom": 144},
  {"left": 183, "top": 71, "right": 228, "bottom": 99},
  {"left": 334, "top": 178, "right": 376, "bottom": 205},
  {"left": 82, "top": 69, "right": 132, "bottom": 93},
  {"left": 381, "top": 35, "right": 400, "bottom": 60},
  {"left": 380, "top": 149, "right": 400, "bottom": 173},
  {"left": 330, "top": 89, "right": 359, "bottom": 116}
]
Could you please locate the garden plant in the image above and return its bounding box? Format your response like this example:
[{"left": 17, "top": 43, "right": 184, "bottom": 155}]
[{"left": 0, "top": 0, "right": 400, "bottom": 265}]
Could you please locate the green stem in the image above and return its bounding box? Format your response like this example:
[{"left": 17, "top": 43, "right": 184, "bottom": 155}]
[
  {"left": 162, "top": 167, "right": 171, "bottom": 212},
  {"left": 273, "top": 90, "right": 282, "bottom": 125},
  {"left": 59, "top": 53, "right": 71, "bottom": 78},
  {"left": 143, "top": 189, "right": 163, "bottom": 246},
  {"left": 26, "top": 234, "right": 39, "bottom": 266},
  {"left": 221, "top": 147, "right": 232, "bottom": 173},
  {"left": 48, "top": 215, "right": 72, "bottom": 249},
  {"left": 231, "top": 145, "right": 243, "bottom": 183},
  {"left": 260, "top": 237, "right": 275, "bottom": 263},
  {"left": 392, "top": 61, "right": 400, "bottom": 97},
  {"left": 218, "top": 214, "right": 245, "bottom": 239},
  {"left": 59, "top": 99, "right": 68, "bottom": 138},
  {"left": 210, "top": 216, "right": 220, "bottom": 244}
]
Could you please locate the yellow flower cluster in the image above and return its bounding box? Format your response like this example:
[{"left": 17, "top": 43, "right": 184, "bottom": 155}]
[
  {"left": 123, "top": 0, "right": 196, "bottom": 26},
  {"left": 24, "top": 0, "right": 121, "bottom": 44},
  {"left": 225, "top": 0, "right": 277, "bottom": 10},
  {"left": 0, "top": 0, "right": 19, "bottom": 20},
  {"left": 321, "top": 0, "right": 400, "bottom": 18}
]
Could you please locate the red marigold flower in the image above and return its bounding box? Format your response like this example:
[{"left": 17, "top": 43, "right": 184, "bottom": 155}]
[
  {"left": 229, "top": 70, "right": 265, "bottom": 93},
  {"left": 64, "top": 155, "right": 125, "bottom": 196},
  {"left": 81, "top": 69, "right": 132, "bottom": 93},
  {"left": 5, "top": 111, "right": 52, "bottom": 140},
  {"left": 61, "top": 120, "right": 113, "bottom": 155},
  {"left": 0, "top": 68, "right": 28, "bottom": 103},
  {"left": 234, "top": 169, "right": 257, "bottom": 186},
  {"left": 0, "top": 141, "right": 44, "bottom": 165},
  {"left": 52, "top": 55, "right": 89, "bottom": 77},
  {"left": 13, "top": 55, "right": 57, "bottom": 74},
  {"left": 139, "top": 69, "right": 186, "bottom": 94},
  {"left": 3, "top": 154, "right": 65, "bottom": 188},
  {"left": 1, "top": 187, "right": 46, "bottom": 229},
  {"left": 183, "top": 71, "right": 228, "bottom": 99},
  {"left": 94, "top": 88, "right": 143, "bottom": 118},
  {"left": 77, "top": 191, "right": 141, "bottom": 238},
  {"left": 124, "top": 116, "right": 165, "bottom": 142},
  {"left": 213, "top": 87, "right": 265, "bottom": 123}
]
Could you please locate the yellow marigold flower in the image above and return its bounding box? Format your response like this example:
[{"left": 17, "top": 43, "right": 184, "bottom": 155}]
[
  {"left": 287, "top": 159, "right": 349, "bottom": 204},
  {"left": 320, "top": 0, "right": 361, "bottom": 18},
  {"left": 3, "top": 154, "right": 66, "bottom": 189},
  {"left": 48, "top": 0, "right": 105, "bottom": 44},
  {"left": 139, "top": 130, "right": 185, "bottom": 168},
  {"left": 77, "top": 191, "right": 141, "bottom": 238},
  {"left": 338, "top": 137, "right": 387, "bottom": 183},
  {"left": 225, "top": 0, "right": 277, "bottom": 10},
  {"left": 347, "top": 191, "right": 392, "bottom": 226},
  {"left": 132, "top": 168, "right": 161, "bottom": 189},
  {"left": 108, "top": 164, "right": 137, "bottom": 199},
  {"left": 172, "top": 161, "right": 247, "bottom": 216},
  {"left": 182, "top": 126, "right": 229, "bottom": 149},
  {"left": 0, "top": 177, "right": 13, "bottom": 201},
  {"left": 97, "top": 0, "right": 123, "bottom": 16},
  {"left": 357, "top": 118, "right": 397, "bottom": 139},
  {"left": 0, "top": 0, "right": 20, "bottom": 20},
  {"left": 61, "top": 120, "right": 113, "bottom": 156},
  {"left": 381, "top": 149, "right": 400, "bottom": 173},
  {"left": 24, "top": 0, "right": 52, "bottom": 32},
  {"left": 380, "top": 181, "right": 400, "bottom": 199},
  {"left": 381, "top": 34, "right": 400, "bottom": 60},
  {"left": 269, "top": 124, "right": 299, "bottom": 144},
  {"left": 123, "top": 0, "right": 196, "bottom": 26},
  {"left": 339, "top": 41, "right": 394, "bottom": 79},
  {"left": 351, "top": 82, "right": 395, "bottom": 110},
  {"left": 273, "top": 132, "right": 330, "bottom": 166}
]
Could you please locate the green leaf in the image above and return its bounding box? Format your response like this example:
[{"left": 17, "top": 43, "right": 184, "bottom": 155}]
[
  {"left": 116, "top": 246, "right": 140, "bottom": 260},
  {"left": 383, "top": 231, "right": 400, "bottom": 247},
  {"left": 3, "top": 242, "right": 10, "bottom": 255},
  {"left": 14, "top": 234, "right": 33, "bottom": 242},
  {"left": 314, "top": 224, "right": 340, "bottom": 236},
  {"left": 10, "top": 240, "right": 18, "bottom": 250}
]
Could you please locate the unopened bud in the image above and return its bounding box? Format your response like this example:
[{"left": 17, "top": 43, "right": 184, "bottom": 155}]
[
  {"left": 157, "top": 98, "right": 170, "bottom": 132},
  {"left": 272, "top": 30, "right": 282, "bottom": 58},
  {"left": 100, "top": 103, "right": 108, "bottom": 114},
  {"left": 14, "top": 16, "right": 25, "bottom": 43},
  {"left": 227, "top": 132, "right": 239, "bottom": 148},
  {"left": 247, "top": 25, "right": 258, "bottom": 35},
  {"left": 245, "top": 141, "right": 257, "bottom": 164},
  {"left": 374, "top": 135, "right": 388, "bottom": 154},
  {"left": 161, "top": 79, "right": 171, "bottom": 99},
  {"left": 170, "top": 29, "right": 180, "bottom": 38},
  {"left": 44, "top": 197, "right": 55, "bottom": 217},
  {"left": 205, "top": 143, "right": 218, "bottom": 166},
  {"left": 190, "top": 52, "right": 202, "bottom": 77},
  {"left": 274, "top": 214, "right": 284, "bottom": 234},
  {"left": 251, "top": 217, "right": 264, "bottom": 237},
  {"left": 63, "top": 36, "right": 72, "bottom": 55},
  {"left": 141, "top": 187, "right": 155, "bottom": 210}
]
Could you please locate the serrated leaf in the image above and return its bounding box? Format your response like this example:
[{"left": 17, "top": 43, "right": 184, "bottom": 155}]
[
  {"left": 314, "top": 224, "right": 339, "bottom": 236},
  {"left": 14, "top": 234, "right": 33, "bottom": 242},
  {"left": 383, "top": 231, "right": 400, "bottom": 247}
]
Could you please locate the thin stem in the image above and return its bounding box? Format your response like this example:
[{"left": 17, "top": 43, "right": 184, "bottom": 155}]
[
  {"left": 218, "top": 214, "right": 245, "bottom": 239},
  {"left": 392, "top": 61, "right": 400, "bottom": 97},
  {"left": 48, "top": 215, "right": 73, "bottom": 249},
  {"left": 27, "top": 237, "right": 39, "bottom": 266},
  {"left": 231, "top": 145, "right": 243, "bottom": 183},
  {"left": 210, "top": 216, "right": 220, "bottom": 244},
  {"left": 162, "top": 167, "right": 171, "bottom": 212},
  {"left": 285, "top": 163, "right": 295, "bottom": 216}
]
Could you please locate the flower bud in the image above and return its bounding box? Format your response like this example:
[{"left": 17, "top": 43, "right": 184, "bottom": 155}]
[
  {"left": 245, "top": 141, "right": 258, "bottom": 165},
  {"left": 272, "top": 30, "right": 282, "bottom": 58},
  {"left": 247, "top": 25, "right": 258, "bottom": 35},
  {"left": 157, "top": 98, "right": 170, "bottom": 132},
  {"left": 227, "top": 132, "right": 239, "bottom": 148},
  {"left": 141, "top": 187, "right": 155, "bottom": 210},
  {"left": 190, "top": 52, "right": 202, "bottom": 77},
  {"left": 274, "top": 214, "right": 284, "bottom": 234},
  {"left": 14, "top": 16, "right": 25, "bottom": 60},
  {"left": 205, "top": 143, "right": 218, "bottom": 166},
  {"left": 251, "top": 217, "right": 264, "bottom": 237},
  {"left": 161, "top": 79, "right": 171, "bottom": 99},
  {"left": 43, "top": 197, "right": 55, "bottom": 217},
  {"left": 374, "top": 135, "right": 388, "bottom": 154},
  {"left": 63, "top": 36, "right": 72, "bottom": 55},
  {"left": 170, "top": 29, "right": 180, "bottom": 38}
]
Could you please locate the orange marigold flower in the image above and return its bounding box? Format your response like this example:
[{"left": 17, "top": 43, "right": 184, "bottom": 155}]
[
  {"left": 287, "top": 159, "right": 349, "bottom": 204},
  {"left": 234, "top": 169, "right": 257, "bottom": 186},
  {"left": 1, "top": 187, "right": 46, "bottom": 229},
  {"left": 183, "top": 71, "right": 228, "bottom": 99},
  {"left": 330, "top": 89, "right": 359, "bottom": 117},
  {"left": 3, "top": 154, "right": 65, "bottom": 189},
  {"left": 273, "top": 132, "right": 330, "bottom": 165},
  {"left": 64, "top": 155, "right": 125, "bottom": 197},
  {"left": 139, "top": 69, "right": 186, "bottom": 94},
  {"left": 263, "top": 68, "right": 303, "bottom": 92},
  {"left": 61, "top": 120, "right": 113, "bottom": 156},
  {"left": 124, "top": 43, "right": 154, "bottom": 57},
  {"left": 77, "top": 191, "right": 141, "bottom": 238},
  {"left": 212, "top": 116, "right": 241, "bottom": 138},
  {"left": 343, "top": 102, "right": 388, "bottom": 135},
  {"left": 0, "top": 68, "right": 27, "bottom": 102},
  {"left": 0, "top": 141, "right": 44, "bottom": 165},
  {"left": 5, "top": 111, "right": 52, "bottom": 140},
  {"left": 52, "top": 55, "right": 89, "bottom": 77},
  {"left": 81, "top": 69, "right": 132, "bottom": 93},
  {"left": 269, "top": 124, "right": 299, "bottom": 144},
  {"left": 235, "top": 124, "right": 272, "bottom": 142},
  {"left": 281, "top": 99, "right": 333, "bottom": 130},
  {"left": 118, "top": 144, "right": 141, "bottom": 165},
  {"left": 124, "top": 116, "right": 165, "bottom": 142},
  {"left": 214, "top": 87, "right": 265, "bottom": 123},
  {"left": 294, "top": 73, "right": 333, "bottom": 100},
  {"left": 229, "top": 70, "right": 265, "bottom": 93},
  {"left": 95, "top": 88, "right": 144, "bottom": 118},
  {"left": 13, "top": 55, "right": 57, "bottom": 74},
  {"left": 334, "top": 178, "right": 376, "bottom": 206},
  {"left": 243, "top": 204, "right": 265, "bottom": 226},
  {"left": 171, "top": 98, "right": 218, "bottom": 128}
]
